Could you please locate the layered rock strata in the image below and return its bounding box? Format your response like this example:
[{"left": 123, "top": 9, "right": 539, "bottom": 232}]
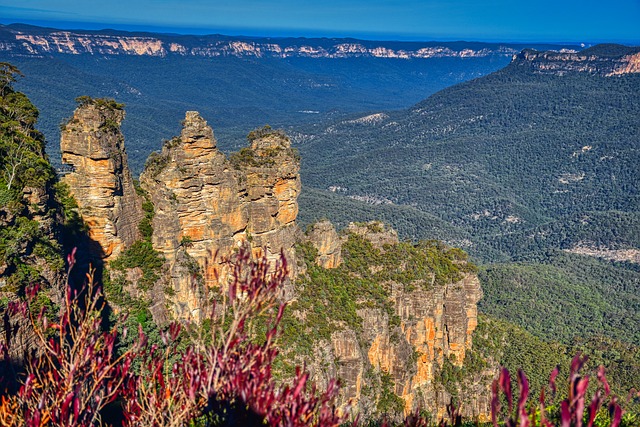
[
  {"left": 515, "top": 47, "right": 640, "bottom": 76},
  {"left": 304, "top": 223, "right": 487, "bottom": 420},
  {"left": 60, "top": 100, "right": 143, "bottom": 261},
  {"left": 0, "top": 25, "right": 529, "bottom": 59},
  {"left": 140, "top": 114, "right": 300, "bottom": 319}
]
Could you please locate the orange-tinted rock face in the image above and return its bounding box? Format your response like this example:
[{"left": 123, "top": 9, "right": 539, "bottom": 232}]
[
  {"left": 60, "top": 101, "right": 143, "bottom": 261},
  {"left": 609, "top": 52, "right": 640, "bottom": 75},
  {"left": 140, "top": 113, "right": 301, "bottom": 320},
  {"left": 243, "top": 129, "right": 301, "bottom": 275},
  {"left": 307, "top": 220, "right": 343, "bottom": 269},
  {"left": 302, "top": 223, "right": 487, "bottom": 421}
]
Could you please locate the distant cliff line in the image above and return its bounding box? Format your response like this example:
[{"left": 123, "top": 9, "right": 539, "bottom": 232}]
[
  {"left": 514, "top": 44, "right": 640, "bottom": 76},
  {"left": 0, "top": 23, "right": 578, "bottom": 59}
]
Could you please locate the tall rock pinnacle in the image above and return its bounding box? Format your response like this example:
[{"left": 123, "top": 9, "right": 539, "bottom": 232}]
[
  {"left": 60, "top": 98, "right": 143, "bottom": 261},
  {"left": 140, "top": 113, "right": 300, "bottom": 320}
]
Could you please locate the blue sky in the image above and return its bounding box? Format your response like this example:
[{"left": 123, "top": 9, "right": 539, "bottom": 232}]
[{"left": 0, "top": 0, "right": 638, "bottom": 43}]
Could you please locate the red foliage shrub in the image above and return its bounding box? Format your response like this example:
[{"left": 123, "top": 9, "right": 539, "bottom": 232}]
[
  {"left": 491, "top": 354, "right": 624, "bottom": 427},
  {"left": 0, "top": 249, "right": 344, "bottom": 426},
  {"left": 0, "top": 249, "right": 137, "bottom": 426}
]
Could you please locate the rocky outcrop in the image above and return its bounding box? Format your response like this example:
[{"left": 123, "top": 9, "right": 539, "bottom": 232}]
[
  {"left": 140, "top": 114, "right": 300, "bottom": 320},
  {"left": 332, "top": 274, "right": 484, "bottom": 419},
  {"left": 565, "top": 244, "right": 640, "bottom": 264},
  {"left": 55, "top": 100, "right": 489, "bottom": 419},
  {"left": 307, "top": 219, "right": 343, "bottom": 268},
  {"left": 241, "top": 127, "right": 301, "bottom": 274},
  {"left": 514, "top": 46, "right": 640, "bottom": 76},
  {"left": 60, "top": 99, "right": 143, "bottom": 261},
  {"left": 346, "top": 221, "right": 399, "bottom": 249},
  {"left": 299, "top": 222, "right": 488, "bottom": 420}
]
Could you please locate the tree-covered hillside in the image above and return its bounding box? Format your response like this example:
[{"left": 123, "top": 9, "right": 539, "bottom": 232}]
[
  {"left": 295, "top": 47, "right": 640, "bottom": 351},
  {"left": 2, "top": 53, "right": 514, "bottom": 174},
  {"left": 298, "top": 62, "right": 639, "bottom": 245}
]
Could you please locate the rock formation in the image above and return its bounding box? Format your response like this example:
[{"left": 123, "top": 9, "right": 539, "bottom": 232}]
[
  {"left": 346, "top": 221, "right": 399, "bottom": 250},
  {"left": 514, "top": 46, "right": 640, "bottom": 76},
  {"left": 140, "top": 114, "right": 300, "bottom": 320},
  {"left": 57, "top": 102, "right": 489, "bottom": 419},
  {"left": 60, "top": 98, "right": 143, "bottom": 261},
  {"left": 299, "top": 222, "right": 488, "bottom": 420},
  {"left": 307, "top": 219, "right": 343, "bottom": 269}
]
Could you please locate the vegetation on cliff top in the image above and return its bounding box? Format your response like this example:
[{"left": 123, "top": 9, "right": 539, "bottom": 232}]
[
  {"left": 229, "top": 125, "right": 300, "bottom": 169},
  {"left": 282, "top": 231, "right": 474, "bottom": 352},
  {"left": 73, "top": 95, "right": 125, "bottom": 111}
]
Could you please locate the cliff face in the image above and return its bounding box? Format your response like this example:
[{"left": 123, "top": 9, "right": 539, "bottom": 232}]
[
  {"left": 60, "top": 100, "right": 143, "bottom": 261},
  {"left": 307, "top": 219, "right": 343, "bottom": 269},
  {"left": 56, "top": 102, "right": 489, "bottom": 418},
  {"left": 0, "top": 24, "right": 535, "bottom": 59},
  {"left": 292, "top": 222, "right": 489, "bottom": 420},
  {"left": 514, "top": 46, "right": 640, "bottom": 76},
  {"left": 326, "top": 277, "right": 484, "bottom": 418},
  {"left": 139, "top": 114, "right": 300, "bottom": 320},
  {"left": 241, "top": 127, "right": 301, "bottom": 274}
]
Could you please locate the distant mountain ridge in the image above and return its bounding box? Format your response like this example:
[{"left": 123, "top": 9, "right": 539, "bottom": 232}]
[
  {"left": 2, "top": 24, "right": 575, "bottom": 176},
  {"left": 514, "top": 44, "right": 640, "bottom": 76},
  {"left": 296, "top": 43, "right": 640, "bottom": 250},
  {"left": 0, "top": 23, "right": 578, "bottom": 59}
]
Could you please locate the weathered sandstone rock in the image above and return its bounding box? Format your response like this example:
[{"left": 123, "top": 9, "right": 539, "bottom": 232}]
[
  {"left": 140, "top": 114, "right": 300, "bottom": 319},
  {"left": 307, "top": 219, "right": 343, "bottom": 268},
  {"left": 301, "top": 223, "right": 487, "bottom": 420},
  {"left": 347, "top": 221, "right": 399, "bottom": 249},
  {"left": 60, "top": 100, "right": 143, "bottom": 261}
]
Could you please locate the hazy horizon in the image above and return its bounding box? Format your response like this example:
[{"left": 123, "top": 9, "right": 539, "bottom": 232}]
[{"left": 1, "top": 0, "right": 639, "bottom": 45}]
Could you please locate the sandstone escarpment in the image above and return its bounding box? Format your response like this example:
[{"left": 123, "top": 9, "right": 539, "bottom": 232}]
[
  {"left": 514, "top": 46, "right": 640, "bottom": 76},
  {"left": 60, "top": 99, "right": 143, "bottom": 261},
  {"left": 296, "top": 222, "right": 488, "bottom": 420},
  {"left": 0, "top": 24, "right": 527, "bottom": 59},
  {"left": 140, "top": 114, "right": 300, "bottom": 319},
  {"left": 342, "top": 274, "right": 484, "bottom": 419}
]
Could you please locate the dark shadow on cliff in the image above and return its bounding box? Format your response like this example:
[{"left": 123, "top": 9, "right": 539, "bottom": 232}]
[{"left": 57, "top": 194, "right": 111, "bottom": 331}]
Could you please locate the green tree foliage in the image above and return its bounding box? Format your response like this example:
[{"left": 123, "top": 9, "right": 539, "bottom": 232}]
[
  {"left": 0, "top": 63, "right": 54, "bottom": 194},
  {"left": 479, "top": 252, "right": 640, "bottom": 345},
  {"left": 0, "top": 63, "right": 61, "bottom": 291}
]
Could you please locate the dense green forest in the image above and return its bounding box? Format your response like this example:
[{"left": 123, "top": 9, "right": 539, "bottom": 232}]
[
  {"left": 479, "top": 252, "right": 640, "bottom": 344},
  {"left": 3, "top": 53, "right": 514, "bottom": 173},
  {"left": 298, "top": 66, "right": 639, "bottom": 239},
  {"left": 293, "top": 48, "right": 640, "bottom": 382}
]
